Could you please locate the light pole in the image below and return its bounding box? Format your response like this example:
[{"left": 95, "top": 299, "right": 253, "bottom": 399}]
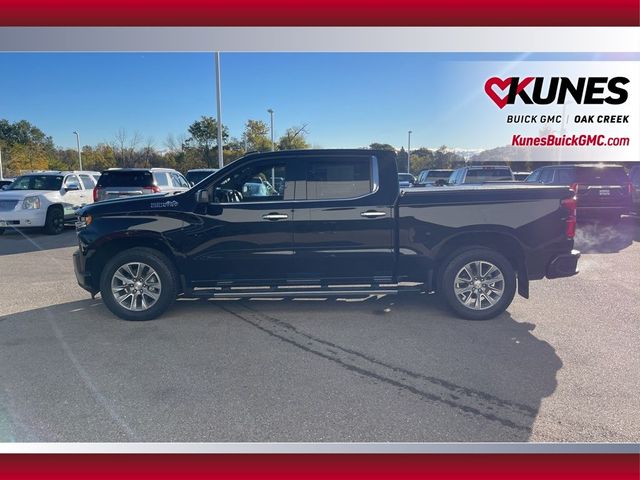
[
  {"left": 215, "top": 52, "right": 224, "bottom": 169},
  {"left": 267, "top": 108, "right": 275, "bottom": 187},
  {"left": 407, "top": 130, "right": 412, "bottom": 174},
  {"left": 73, "top": 131, "right": 83, "bottom": 171},
  {"left": 267, "top": 108, "right": 275, "bottom": 151}
]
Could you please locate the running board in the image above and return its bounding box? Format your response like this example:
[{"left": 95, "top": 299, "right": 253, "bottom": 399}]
[
  {"left": 186, "top": 284, "right": 422, "bottom": 298},
  {"left": 192, "top": 289, "right": 398, "bottom": 298}
]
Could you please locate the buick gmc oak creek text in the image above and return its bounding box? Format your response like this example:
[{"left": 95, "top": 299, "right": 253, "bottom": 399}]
[{"left": 73, "top": 150, "right": 580, "bottom": 321}]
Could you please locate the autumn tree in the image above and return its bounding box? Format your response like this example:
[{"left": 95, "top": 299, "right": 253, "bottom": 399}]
[
  {"left": 242, "top": 119, "right": 272, "bottom": 152},
  {"left": 278, "top": 124, "right": 310, "bottom": 150},
  {"left": 188, "top": 116, "right": 229, "bottom": 167}
]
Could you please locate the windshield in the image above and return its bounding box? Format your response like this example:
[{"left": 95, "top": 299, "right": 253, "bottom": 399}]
[{"left": 8, "top": 175, "right": 64, "bottom": 191}]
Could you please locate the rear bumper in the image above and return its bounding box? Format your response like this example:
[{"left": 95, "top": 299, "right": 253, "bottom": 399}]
[
  {"left": 73, "top": 248, "right": 97, "bottom": 294},
  {"left": 577, "top": 206, "right": 630, "bottom": 217},
  {"left": 546, "top": 249, "right": 580, "bottom": 279}
]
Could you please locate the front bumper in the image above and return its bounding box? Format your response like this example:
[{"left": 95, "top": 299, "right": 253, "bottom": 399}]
[
  {"left": 73, "top": 248, "right": 97, "bottom": 294},
  {"left": 546, "top": 249, "right": 580, "bottom": 279},
  {"left": 0, "top": 208, "right": 47, "bottom": 228}
]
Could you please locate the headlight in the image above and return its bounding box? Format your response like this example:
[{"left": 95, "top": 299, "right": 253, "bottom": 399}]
[
  {"left": 75, "top": 214, "right": 93, "bottom": 229},
  {"left": 22, "top": 196, "right": 41, "bottom": 209}
]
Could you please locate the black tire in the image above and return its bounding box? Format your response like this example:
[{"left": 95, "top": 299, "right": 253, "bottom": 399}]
[
  {"left": 0, "top": 227, "right": 4, "bottom": 235},
  {"left": 440, "top": 247, "right": 516, "bottom": 321},
  {"left": 100, "top": 247, "right": 178, "bottom": 321},
  {"left": 43, "top": 206, "right": 65, "bottom": 235}
]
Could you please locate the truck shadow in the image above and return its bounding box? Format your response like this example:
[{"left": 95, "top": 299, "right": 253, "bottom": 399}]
[
  {"left": 0, "top": 227, "right": 77, "bottom": 255},
  {"left": 574, "top": 216, "right": 639, "bottom": 254},
  {"left": 0, "top": 294, "right": 560, "bottom": 441}
]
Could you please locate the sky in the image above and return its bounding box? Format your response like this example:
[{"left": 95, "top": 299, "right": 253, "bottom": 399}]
[{"left": 0, "top": 52, "right": 638, "bottom": 152}]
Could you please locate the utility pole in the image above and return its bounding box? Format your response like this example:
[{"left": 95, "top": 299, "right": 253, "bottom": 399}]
[
  {"left": 0, "top": 147, "right": 3, "bottom": 179},
  {"left": 267, "top": 108, "right": 275, "bottom": 151},
  {"left": 215, "top": 52, "right": 224, "bottom": 169},
  {"left": 267, "top": 108, "right": 275, "bottom": 187},
  {"left": 73, "top": 131, "right": 83, "bottom": 170},
  {"left": 407, "top": 130, "right": 412, "bottom": 174}
]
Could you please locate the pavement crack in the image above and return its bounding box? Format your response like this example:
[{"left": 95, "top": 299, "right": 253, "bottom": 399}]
[{"left": 218, "top": 303, "right": 536, "bottom": 433}]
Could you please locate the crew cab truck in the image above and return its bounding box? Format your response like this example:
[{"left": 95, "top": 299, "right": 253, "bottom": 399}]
[{"left": 73, "top": 149, "right": 580, "bottom": 321}]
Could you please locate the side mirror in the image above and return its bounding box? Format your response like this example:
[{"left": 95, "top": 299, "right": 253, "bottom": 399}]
[
  {"left": 196, "top": 189, "right": 210, "bottom": 204},
  {"left": 65, "top": 182, "right": 80, "bottom": 191}
]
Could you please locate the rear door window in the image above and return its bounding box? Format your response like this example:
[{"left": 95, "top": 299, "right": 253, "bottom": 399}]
[
  {"left": 79, "top": 174, "right": 95, "bottom": 190},
  {"left": 306, "top": 157, "right": 372, "bottom": 200}
]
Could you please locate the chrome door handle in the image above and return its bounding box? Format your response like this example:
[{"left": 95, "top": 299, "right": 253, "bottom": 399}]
[
  {"left": 262, "top": 213, "right": 289, "bottom": 221},
  {"left": 361, "top": 211, "right": 387, "bottom": 218}
]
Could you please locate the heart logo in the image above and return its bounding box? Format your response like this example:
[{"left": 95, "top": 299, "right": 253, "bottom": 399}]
[{"left": 485, "top": 77, "right": 534, "bottom": 109}]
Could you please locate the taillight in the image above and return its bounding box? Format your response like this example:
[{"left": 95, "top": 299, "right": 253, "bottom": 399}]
[
  {"left": 627, "top": 182, "right": 633, "bottom": 194},
  {"left": 142, "top": 185, "right": 161, "bottom": 195},
  {"left": 92, "top": 187, "right": 100, "bottom": 202},
  {"left": 569, "top": 182, "right": 579, "bottom": 194},
  {"left": 561, "top": 197, "right": 577, "bottom": 239}
]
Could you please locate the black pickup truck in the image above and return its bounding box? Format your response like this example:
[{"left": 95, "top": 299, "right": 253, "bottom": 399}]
[{"left": 73, "top": 149, "right": 580, "bottom": 321}]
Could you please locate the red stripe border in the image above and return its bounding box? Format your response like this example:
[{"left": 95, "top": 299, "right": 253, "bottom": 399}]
[
  {"left": 0, "top": 0, "right": 638, "bottom": 26},
  {"left": 0, "top": 454, "right": 638, "bottom": 479}
]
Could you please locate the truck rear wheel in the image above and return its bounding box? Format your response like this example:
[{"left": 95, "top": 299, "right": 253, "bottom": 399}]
[
  {"left": 441, "top": 247, "right": 516, "bottom": 321},
  {"left": 100, "top": 247, "right": 178, "bottom": 321}
]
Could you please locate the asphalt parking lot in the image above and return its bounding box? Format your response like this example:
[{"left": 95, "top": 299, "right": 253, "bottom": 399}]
[{"left": 0, "top": 218, "right": 638, "bottom": 443}]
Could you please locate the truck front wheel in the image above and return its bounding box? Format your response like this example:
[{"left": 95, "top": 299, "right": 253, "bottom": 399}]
[
  {"left": 100, "top": 247, "right": 178, "bottom": 321},
  {"left": 441, "top": 247, "right": 516, "bottom": 321}
]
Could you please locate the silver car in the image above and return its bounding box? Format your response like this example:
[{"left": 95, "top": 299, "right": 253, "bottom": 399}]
[{"left": 93, "top": 168, "right": 191, "bottom": 202}]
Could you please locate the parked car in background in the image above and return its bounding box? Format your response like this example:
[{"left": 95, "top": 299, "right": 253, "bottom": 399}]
[
  {"left": 629, "top": 165, "right": 640, "bottom": 214},
  {"left": 0, "top": 178, "right": 15, "bottom": 190},
  {"left": 526, "top": 164, "right": 632, "bottom": 220},
  {"left": 93, "top": 168, "right": 191, "bottom": 202},
  {"left": 398, "top": 173, "right": 416, "bottom": 188},
  {"left": 74, "top": 149, "right": 579, "bottom": 322},
  {"left": 448, "top": 165, "right": 515, "bottom": 185},
  {"left": 0, "top": 171, "right": 96, "bottom": 235},
  {"left": 415, "top": 169, "right": 453, "bottom": 186},
  {"left": 186, "top": 168, "right": 219, "bottom": 186},
  {"left": 513, "top": 172, "right": 531, "bottom": 181}
]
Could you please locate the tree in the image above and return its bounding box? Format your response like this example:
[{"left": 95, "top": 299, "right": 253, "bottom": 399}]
[
  {"left": 6, "top": 144, "right": 49, "bottom": 173},
  {"left": 369, "top": 143, "right": 396, "bottom": 151},
  {"left": 0, "top": 119, "right": 54, "bottom": 150},
  {"left": 242, "top": 119, "right": 272, "bottom": 152},
  {"left": 188, "top": 116, "right": 229, "bottom": 167},
  {"left": 278, "top": 124, "right": 310, "bottom": 150}
]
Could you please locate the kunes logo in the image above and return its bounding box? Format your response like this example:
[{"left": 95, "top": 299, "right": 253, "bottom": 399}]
[{"left": 484, "top": 77, "right": 630, "bottom": 109}]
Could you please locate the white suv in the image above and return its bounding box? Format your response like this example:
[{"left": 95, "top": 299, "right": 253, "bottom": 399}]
[{"left": 0, "top": 171, "right": 97, "bottom": 235}]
